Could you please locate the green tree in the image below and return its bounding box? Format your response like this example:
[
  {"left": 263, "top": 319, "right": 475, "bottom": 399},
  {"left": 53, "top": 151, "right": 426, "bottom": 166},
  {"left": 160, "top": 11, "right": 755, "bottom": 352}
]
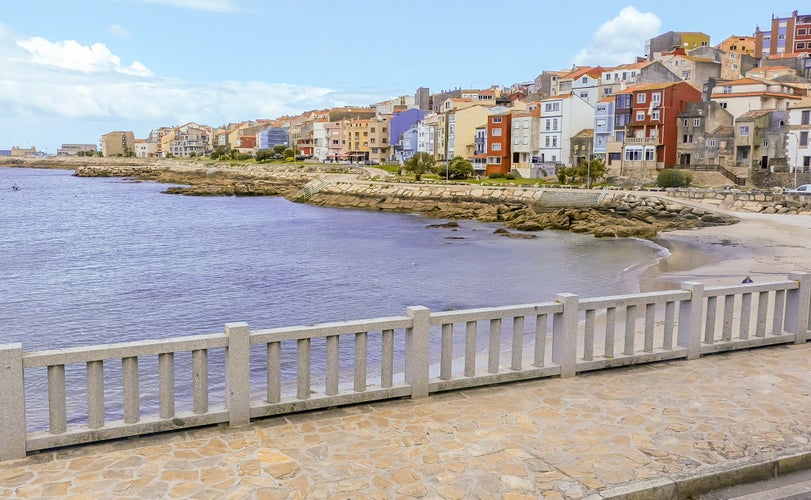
[
  {"left": 255, "top": 148, "right": 274, "bottom": 162},
  {"left": 404, "top": 152, "right": 435, "bottom": 181},
  {"left": 574, "top": 157, "right": 606, "bottom": 186},
  {"left": 283, "top": 147, "right": 296, "bottom": 159},
  {"left": 210, "top": 145, "right": 231, "bottom": 160},
  {"left": 447, "top": 156, "right": 474, "bottom": 179},
  {"left": 272, "top": 144, "right": 287, "bottom": 155}
]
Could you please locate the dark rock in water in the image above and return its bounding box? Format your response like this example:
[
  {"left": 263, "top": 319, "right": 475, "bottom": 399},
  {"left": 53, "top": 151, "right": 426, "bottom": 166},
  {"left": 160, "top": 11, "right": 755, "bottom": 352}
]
[
  {"left": 426, "top": 221, "right": 460, "bottom": 229},
  {"left": 493, "top": 228, "right": 537, "bottom": 239}
]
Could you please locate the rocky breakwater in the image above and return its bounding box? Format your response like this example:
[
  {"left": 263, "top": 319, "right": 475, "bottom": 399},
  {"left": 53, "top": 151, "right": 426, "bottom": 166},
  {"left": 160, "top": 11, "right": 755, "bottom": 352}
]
[{"left": 306, "top": 182, "right": 739, "bottom": 238}]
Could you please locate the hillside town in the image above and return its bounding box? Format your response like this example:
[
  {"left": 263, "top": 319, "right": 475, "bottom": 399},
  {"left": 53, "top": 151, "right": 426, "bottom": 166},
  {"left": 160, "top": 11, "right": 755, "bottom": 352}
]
[{"left": 5, "top": 10, "right": 811, "bottom": 187}]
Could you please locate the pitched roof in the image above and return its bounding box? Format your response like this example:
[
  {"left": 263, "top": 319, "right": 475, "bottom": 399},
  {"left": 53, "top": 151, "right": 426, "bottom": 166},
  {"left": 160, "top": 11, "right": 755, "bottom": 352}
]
[{"left": 737, "top": 109, "right": 777, "bottom": 120}]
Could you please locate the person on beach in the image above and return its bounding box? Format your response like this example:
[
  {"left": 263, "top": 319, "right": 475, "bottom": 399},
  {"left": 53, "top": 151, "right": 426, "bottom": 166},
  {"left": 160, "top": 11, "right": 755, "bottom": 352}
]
[{"left": 742, "top": 275, "right": 753, "bottom": 283}]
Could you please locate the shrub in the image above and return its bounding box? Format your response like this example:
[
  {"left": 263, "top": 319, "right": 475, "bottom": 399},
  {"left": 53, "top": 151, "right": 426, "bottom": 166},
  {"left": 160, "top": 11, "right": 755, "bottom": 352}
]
[
  {"left": 505, "top": 173, "right": 515, "bottom": 180},
  {"left": 489, "top": 172, "right": 505, "bottom": 179},
  {"left": 656, "top": 169, "right": 689, "bottom": 188}
]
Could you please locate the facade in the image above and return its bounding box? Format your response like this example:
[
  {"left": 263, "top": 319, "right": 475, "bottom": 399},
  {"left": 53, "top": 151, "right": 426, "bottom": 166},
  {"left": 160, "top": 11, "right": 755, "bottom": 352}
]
[
  {"left": 312, "top": 120, "right": 328, "bottom": 162},
  {"left": 734, "top": 109, "right": 788, "bottom": 171},
  {"left": 538, "top": 94, "right": 594, "bottom": 168},
  {"left": 485, "top": 111, "right": 511, "bottom": 175},
  {"left": 593, "top": 97, "right": 616, "bottom": 164},
  {"left": 436, "top": 98, "right": 491, "bottom": 162},
  {"left": 755, "top": 10, "right": 811, "bottom": 59},
  {"left": 558, "top": 67, "right": 603, "bottom": 105},
  {"left": 389, "top": 108, "right": 426, "bottom": 159},
  {"left": 675, "top": 101, "right": 735, "bottom": 169},
  {"left": 325, "top": 121, "right": 345, "bottom": 162},
  {"left": 257, "top": 127, "right": 290, "bottom": 150},
  {"left": 598, "top": 61, "right": 680, "bottom": 101},
  {"left": 416, "top": 113, "right": 438, "bottom": 158},
  {"left": 710, "top": 78, "right": 804, "bottom": 119},
  {"left": 646, "top": 31, "right": 710, "bottom": 60},
  {"left": 509, "top": 107, "right": 541, "bottom": 178},
  {"left": 133, "top": 139, "right": 158, "bottom": 158},
  {"left": 613, "top": 81, "right": 703, "bottom": 174},
  {"left": 367, "top": 116, "right": 391, "bottom": 164},
  {"left": 100, "top": 131, "right": 135, "bottom": 157},
  {"left": 787, "top": 97, "right": 811, "bottom": 172},
  {"left": 654, "top": 48, "right": 721, "bottom": 90},
  {"left": 714, "top": 36, "right": 759, "bottom": 80},
  {"left": 399, "top": 125, "right": 420, "bottom": 163},
  {"left": 167, "top": 123, "right": 210, "bottom": 157},
  {"left": 57, "top": 144, "right": 97, "bottom": 155},
  {"left": 570, "top": 129, "right": 594, "bottom": 168}
]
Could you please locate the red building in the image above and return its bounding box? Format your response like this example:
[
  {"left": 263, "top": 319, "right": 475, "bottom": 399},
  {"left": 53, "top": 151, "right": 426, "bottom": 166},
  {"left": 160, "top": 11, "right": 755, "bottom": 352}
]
[
  {"left": 485, "top": 112, "right": 512, "bottom": 176},
  {"left": 615, "top": 81, "right": 702, "bottom": 170}
]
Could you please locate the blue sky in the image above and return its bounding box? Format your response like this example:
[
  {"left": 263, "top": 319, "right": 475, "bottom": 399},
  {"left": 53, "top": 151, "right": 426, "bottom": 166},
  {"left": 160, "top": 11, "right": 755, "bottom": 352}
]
[{"left": 0, "top": 0, "right": 803, "bottom": 153}]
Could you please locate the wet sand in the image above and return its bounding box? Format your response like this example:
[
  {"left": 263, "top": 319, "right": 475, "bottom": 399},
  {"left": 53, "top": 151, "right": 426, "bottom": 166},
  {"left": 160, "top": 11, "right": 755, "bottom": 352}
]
[{"left": 639, "top": 210, "right": 811, "bottom": 291}]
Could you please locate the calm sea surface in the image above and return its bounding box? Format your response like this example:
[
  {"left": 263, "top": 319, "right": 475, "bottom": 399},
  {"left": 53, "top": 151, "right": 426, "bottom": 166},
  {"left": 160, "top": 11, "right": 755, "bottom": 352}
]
[{"left": 1, "top": 167, "right": 667, "bottom": 427}]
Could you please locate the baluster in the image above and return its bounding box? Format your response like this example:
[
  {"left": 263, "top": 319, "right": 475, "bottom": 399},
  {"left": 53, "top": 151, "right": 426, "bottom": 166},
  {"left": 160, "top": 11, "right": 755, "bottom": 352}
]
[
  {"left": 772, "top": 289, "right": 786, "bottom": 335},
  {"left": 354, "top": 332, "right": 367, "bottom": 392},
  {"left": 740, "top": 293, "right": 752, "bottom": 339},
  {"left": 533, "top": 314, "right": 547, "bottom": 367},
  {"left": 297, "top": 338, "right": 311, "bottom": 400},
  {"left": 464, "top": 321, "right": 477, "bottom": 377},
  {"left": 440, "top": 323, "right": 453, "bottom": 380},
  {"left": 488, "top": 318, "right": 501, "bottom": 374},
  {"left": 722, "top": 295, "right": 735, "bottom": 341},
  {"left": 623, "top": 305, "right": 637, "bottom": 355},
  {"left": 47, "top": 365, "right": 67, "bottom": 434},
  {"left": 122, "top": 357, "right": 139, "bottom": 424},
  {"left": 87, "top": 360, "right": 104, "bottom": 429},
  {"left": 192, "top": 349, "right": 208, "bottom": 414},
  {"left": 511, "top": 316, "right": 524, "bottom": 370},
  {"left": 583, "top": 309, "right": 595, "bottom": 361},
  {"left": 644, "top": 303, "right": 655, "bottom": 352},
  {"left": 381, "top": 329, "right": 393, "bottom": 388},
  {"left": 663, "top": 302, "right": 675, "bottom": 350},
  {"left": 704, "top": 296, "right": 717, "bottom": 344},
  {"left": 326, "top": 335, "right": 339, "bottom": 396},
  {"left": 266, "top": 342, "right": 280, "bottom": 403},
  {"left": 756, "top": 291, "right": 768, "bottom": 337},
  {"left": 158, "top": 353, "right": 174, "bottom": 419},
  {"left": 604, "top": 307, "right": 616, "bottom": 358}
]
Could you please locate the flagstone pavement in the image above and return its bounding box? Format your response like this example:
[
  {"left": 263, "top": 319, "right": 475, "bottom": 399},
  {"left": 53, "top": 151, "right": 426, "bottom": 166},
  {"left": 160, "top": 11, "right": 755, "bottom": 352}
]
[{"left": 0, "top": 343, "right": 809, "bottom": 499}]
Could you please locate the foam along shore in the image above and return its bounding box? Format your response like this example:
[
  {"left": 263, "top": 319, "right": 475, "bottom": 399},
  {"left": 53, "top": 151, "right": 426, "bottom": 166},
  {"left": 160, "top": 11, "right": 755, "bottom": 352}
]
[{"left": 640, "top": 208, "right": 811, "bottom": 290}]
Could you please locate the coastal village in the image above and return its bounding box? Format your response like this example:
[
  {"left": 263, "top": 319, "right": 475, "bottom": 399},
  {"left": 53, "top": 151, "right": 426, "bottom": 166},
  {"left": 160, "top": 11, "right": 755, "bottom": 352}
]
[
  {"left": 3, "top": 9, "right": 809, "bottom": 190},
  {"left": 0, "top": 11, "right": 811, "bottom": 191}
]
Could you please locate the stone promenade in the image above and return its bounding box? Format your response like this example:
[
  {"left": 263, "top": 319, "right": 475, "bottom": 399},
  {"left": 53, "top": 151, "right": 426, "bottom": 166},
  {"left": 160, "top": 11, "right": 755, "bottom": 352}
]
[{"left": 0, "top": 343, "right": 809, "bottom": 499}]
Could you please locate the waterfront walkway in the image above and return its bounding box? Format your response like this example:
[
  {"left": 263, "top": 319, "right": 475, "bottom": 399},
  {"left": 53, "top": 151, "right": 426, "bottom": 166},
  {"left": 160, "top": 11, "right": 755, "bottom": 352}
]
[{"left": 0, "top": 342, "right": 808, "bottom": 499}]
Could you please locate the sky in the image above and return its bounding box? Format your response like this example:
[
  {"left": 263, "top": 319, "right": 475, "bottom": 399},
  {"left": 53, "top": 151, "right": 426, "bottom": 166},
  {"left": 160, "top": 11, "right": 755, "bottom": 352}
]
[{"left": 0, "top": 0, "right": 804, "bottom": 153}]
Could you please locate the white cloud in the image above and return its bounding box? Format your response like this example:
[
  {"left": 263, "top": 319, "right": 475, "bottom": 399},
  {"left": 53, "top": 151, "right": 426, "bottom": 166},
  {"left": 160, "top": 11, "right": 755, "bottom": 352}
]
[
  {"left": 16, "top": 37, "right": 153, "bottom": 76},
  {"left": 572, "top": 6, "right": 661, "bottom": 66},
  {"left": 137, "top": 0, "right": 244, "bottom": 12},
  {"left": 109, "top": 24, "right": 131, "bottom": 38}
]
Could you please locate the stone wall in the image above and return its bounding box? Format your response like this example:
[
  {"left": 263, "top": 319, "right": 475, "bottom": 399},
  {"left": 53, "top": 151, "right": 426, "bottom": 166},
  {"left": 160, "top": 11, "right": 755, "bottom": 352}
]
[{"left": 663, "top": 187, "right": 811, "bottom": 215}]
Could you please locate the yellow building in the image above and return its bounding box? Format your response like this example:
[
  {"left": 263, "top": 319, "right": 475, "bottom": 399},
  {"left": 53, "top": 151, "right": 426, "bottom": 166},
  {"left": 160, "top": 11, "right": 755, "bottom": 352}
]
[
  {"left": 437, "top": 98, "right": 493, "bottom": 162},
  {"left": 100, "top": 131, "right": 135, "bottom": 157}
]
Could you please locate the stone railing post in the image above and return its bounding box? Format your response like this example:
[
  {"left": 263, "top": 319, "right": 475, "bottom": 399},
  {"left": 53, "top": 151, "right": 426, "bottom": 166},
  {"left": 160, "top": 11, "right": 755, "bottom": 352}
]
[
  {"left": 678, "top": 282, "right": 705, "bottom": 359},
  {"left": 0, "top": 344, "right": 26, "bottom": 460},
  {"left": 785, "top": 272, "right": 811, "bottom": 344},
  {"left": 405, "top": 306, "right": 430, "bottom": 399},
  {"left": 553, "top": 293, "right": 579, "bottom": 378},
  {"left": 225, "top": 322, "right": 250, "bottom": 426}
]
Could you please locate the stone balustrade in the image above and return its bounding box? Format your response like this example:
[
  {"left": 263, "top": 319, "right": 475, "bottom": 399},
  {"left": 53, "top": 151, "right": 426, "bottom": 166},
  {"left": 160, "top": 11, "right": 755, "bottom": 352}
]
[{"left": 2, "top": 273, "right": 808, "bottom": 461}]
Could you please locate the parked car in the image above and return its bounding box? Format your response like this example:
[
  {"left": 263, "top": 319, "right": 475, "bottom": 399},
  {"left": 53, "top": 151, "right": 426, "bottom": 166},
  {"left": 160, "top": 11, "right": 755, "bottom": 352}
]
[{"left": 786, "top": 184, "right": 811, "bottom": 194}]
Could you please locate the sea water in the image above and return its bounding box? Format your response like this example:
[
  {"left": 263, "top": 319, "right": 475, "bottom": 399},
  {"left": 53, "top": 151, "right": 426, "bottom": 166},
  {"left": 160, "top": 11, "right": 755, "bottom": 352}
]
[{"left": 0, "top": 167, "right": 668, "bottom": 427}]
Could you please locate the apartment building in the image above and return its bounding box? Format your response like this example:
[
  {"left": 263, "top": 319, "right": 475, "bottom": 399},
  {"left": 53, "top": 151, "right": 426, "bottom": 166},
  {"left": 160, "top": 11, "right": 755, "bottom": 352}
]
[{"left": 100, "top": 130, "right": 135, "bottom": 157}]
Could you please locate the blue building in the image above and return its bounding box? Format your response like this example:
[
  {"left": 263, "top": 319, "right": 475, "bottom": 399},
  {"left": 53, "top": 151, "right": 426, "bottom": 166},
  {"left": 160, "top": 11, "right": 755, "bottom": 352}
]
[
  {"left": 390, "top": 108, "right": 425, "bottom": 161},
  {"left": 258, "top": 127, "right": 290, "bottom": 150}
]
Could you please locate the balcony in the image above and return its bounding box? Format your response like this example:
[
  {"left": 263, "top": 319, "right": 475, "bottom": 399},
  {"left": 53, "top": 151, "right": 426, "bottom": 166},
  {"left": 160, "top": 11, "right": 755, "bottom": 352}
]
[{"left": 625, "top": 137, "right": 660, "bottom": 145}]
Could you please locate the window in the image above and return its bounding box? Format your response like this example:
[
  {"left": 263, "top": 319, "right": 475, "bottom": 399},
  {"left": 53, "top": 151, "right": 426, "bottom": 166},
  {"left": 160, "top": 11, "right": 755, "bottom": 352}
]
[
  {"left": 798, "top": 43, "right": 806, "bottom": 50},
  {"left": 604, "top": 88, "right": 613, "bottom": 96},
  {"left": 552, "top": 119, "right": 558, "bottom": 130},
  {"left": 513, "top": 121, "right": 520, "bottom": 129},
  {"left": 708, "top": 139, "right": 717, "bottom": 147},
  {"left": 492, "top": 117, "right": 502, "bottom": 123},
  {"left": 732, "top": 64, "right": 738, "bottom": 70},
  {"left": 625, "top": 146, "right": 642, "bottom": 161},
  {"left": 637, "top": 93, "right": 647, "bottom": 104},
  {"left": 682, "top": 70, "right": 692, "bottom": 80},
  {"left": 683, "top": 118, "right": 689, "bottom": 127},
  {"left": 552, "top": 137, "right": 558, "bottom": 147},
  {"left": 582, "top": 77, "right": 588, "bottom": 83},
  {"left": 580, "top": 92, "right": 589, "bottom": 99},
  {"left": 491, "top": 143, "right": 502, "bottom": 151},
  {"left": 740, "top": 125, "right": 750, "bottom": 136},
  {"left": 800, "top": 28, "right": 807, "bottom": 35},
  {"left": 652, "top": 92, "right": 661, "bottom": 103},
  {"left": 729, "top": 53, "right": 737, "bottom": 59},
  {"left": 801, "top": 131, "right": 809, "bottom": 146},
  {"left": 803, "top": 111, "right": 811, "bottom": 125},
  {"left": 645, "top": 147, "right": 655, "bottom": 161},
  {"left": 491, "top": 128, "right": 502, "bottom": 136},
  {"left": 720, "top": 102, "right": 728, "bottom": 109},
  {"left": 545, "top": 136, "right": 550, "bottom": 147},
  {"left": 545, "top": 119, "right": 551, "bottom": 131},
  {"left": 523, "top": 136, "right": 529, "bottom": 145},
  {"left": 652, "top": 110, "right": 660, "bottom": 121},
  {"left": 523, "top": 120, "right": 529, "bottom": 129},
  {"left": 683, "top": 134, "right": 693, "bottom": 143},
  {"left": 513, "top": 137, "right": 519, "bottom": 145},
  {"left": 694, "top": 118, "right": 701, "bottom": 127},
  {"left": 605, "top": 74, "right": 612, "bottom": 81},
  {"left": 636, "top": 111, "right": 646, "bottom": 121},
  {"left": 370, "top": 127, "right": 375, "bottom": 133}
]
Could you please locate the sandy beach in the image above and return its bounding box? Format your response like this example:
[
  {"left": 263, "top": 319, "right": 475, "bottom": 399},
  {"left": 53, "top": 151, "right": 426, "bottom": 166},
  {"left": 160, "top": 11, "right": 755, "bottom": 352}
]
[{"left": 640, "top": 200, "right": 811, "bottom": 291}]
